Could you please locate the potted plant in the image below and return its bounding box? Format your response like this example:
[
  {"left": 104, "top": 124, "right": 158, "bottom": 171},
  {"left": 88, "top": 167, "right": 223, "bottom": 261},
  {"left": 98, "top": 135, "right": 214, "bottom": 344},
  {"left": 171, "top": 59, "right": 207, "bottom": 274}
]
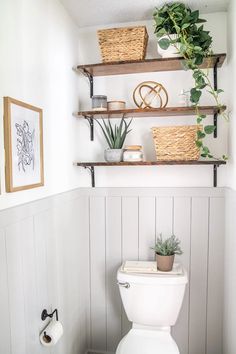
[
  {"left": 153, "top": 2, "right": 227, "bottom": 160},
  {"left": 96, "top": 117, "right": 132, "bottom": 162},
  {"left": 151, "top": 234, "right": 183, "bottom": 271}
]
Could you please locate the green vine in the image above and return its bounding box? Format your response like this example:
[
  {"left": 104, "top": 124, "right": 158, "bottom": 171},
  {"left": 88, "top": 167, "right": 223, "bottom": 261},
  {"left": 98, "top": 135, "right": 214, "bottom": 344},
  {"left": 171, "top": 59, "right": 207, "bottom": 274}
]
[{"left": 153, "top": 2, "right": 227, "bottom": 160}]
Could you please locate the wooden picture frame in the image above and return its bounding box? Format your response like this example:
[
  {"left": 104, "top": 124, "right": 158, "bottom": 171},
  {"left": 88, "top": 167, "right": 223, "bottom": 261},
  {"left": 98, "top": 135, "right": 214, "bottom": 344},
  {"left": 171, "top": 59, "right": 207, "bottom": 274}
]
[{"left": 4, "top": 97, "right": 44, "bottom": 192}]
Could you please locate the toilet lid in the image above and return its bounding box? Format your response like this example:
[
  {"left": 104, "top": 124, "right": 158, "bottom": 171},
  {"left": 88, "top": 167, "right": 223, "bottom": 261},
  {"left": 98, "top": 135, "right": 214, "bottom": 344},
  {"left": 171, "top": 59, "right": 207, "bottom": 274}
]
[{"left": 116, "top": 329, "right": 179, "bottom": 354}]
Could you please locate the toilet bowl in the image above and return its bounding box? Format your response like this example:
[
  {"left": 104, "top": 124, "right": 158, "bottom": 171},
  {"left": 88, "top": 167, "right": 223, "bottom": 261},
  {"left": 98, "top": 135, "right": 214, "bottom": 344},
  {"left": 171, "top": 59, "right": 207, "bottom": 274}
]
[{"left": 116, "top": 262, "right": 188, "bottom": 354}]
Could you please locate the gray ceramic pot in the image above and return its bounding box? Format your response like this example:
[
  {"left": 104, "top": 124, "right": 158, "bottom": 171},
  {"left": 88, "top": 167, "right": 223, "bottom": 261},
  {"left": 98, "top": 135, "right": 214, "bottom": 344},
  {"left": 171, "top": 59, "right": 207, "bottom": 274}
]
[
  {"left": 104, "top": 148, "right": 124, "bottom": 162},
  {"left": 156, "top": 254, "right": 175, "bottom": 272}
]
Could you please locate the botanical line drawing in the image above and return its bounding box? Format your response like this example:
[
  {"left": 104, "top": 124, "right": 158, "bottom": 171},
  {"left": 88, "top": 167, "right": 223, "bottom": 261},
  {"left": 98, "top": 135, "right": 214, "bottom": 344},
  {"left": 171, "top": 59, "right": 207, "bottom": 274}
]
[{"left": 15, "top": 120, "right": 35, "bottom": 172}]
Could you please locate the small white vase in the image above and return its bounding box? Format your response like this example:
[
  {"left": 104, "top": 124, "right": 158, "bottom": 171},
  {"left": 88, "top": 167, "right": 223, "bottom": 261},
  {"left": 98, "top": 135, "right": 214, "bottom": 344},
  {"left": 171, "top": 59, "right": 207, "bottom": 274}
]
[
  {"left": 104, "top": 149, "right": 124, "bottom": 162},
  {"left": 157, "top": 34, "right": 181, "bottom": 58}
]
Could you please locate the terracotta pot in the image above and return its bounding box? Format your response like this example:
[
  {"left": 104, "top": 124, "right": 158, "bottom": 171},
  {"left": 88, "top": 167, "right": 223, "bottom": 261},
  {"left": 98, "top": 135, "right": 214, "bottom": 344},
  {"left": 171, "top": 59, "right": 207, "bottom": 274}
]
[{"left": 156, "top": 253, "right": 175, "bottom": 272}]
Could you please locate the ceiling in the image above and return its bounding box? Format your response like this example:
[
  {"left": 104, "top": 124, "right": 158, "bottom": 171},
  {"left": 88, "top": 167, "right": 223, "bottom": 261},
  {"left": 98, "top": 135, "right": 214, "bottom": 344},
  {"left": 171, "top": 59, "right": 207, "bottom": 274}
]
[{"left": 60, "top": 0, "right": 229, "bottom": 28}]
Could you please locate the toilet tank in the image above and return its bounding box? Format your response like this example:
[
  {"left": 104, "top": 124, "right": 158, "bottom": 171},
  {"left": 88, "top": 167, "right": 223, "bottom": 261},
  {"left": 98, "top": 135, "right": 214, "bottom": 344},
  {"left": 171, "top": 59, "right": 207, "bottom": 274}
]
[{"left": 117, "top": 265, "right": 188, "bottom": 327}]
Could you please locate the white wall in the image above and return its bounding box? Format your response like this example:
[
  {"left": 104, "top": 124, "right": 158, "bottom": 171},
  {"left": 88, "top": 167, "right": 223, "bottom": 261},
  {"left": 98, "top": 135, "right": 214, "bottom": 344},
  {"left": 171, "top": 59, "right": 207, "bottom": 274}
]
[
  {"left": 0, "top": 0, "right": 80, "bottom": 210},
  {"left": 76, "top": 13, "right": 228, "bottom": 188},
  {"left": 223, "top": 1, "right": 236, "bottom": 353}
]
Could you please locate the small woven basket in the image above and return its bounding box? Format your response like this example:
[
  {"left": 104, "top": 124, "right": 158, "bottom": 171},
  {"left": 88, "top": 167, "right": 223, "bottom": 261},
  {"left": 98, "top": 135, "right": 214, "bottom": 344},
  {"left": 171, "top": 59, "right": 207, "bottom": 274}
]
[
  {"left": 97, "top": 26, "right": 148, "bottom": 63},
  {"left": 152, "top": 125, "right": 202, "bottom": 161}
]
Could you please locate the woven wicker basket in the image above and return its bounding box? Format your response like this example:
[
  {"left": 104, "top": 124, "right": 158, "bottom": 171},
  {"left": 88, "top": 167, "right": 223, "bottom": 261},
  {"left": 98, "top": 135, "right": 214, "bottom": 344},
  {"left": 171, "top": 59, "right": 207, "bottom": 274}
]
[
  {"left": 97, "top": 26, "right": 148, "bottom": 63},
  {"left": 152, "top": 125, "right": 202, "bottom": 161}
]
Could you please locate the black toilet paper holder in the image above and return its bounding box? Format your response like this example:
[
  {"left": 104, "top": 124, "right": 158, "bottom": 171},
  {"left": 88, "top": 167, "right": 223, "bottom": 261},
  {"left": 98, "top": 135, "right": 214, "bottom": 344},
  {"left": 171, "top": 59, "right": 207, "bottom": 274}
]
[{"left": 41, "top": 308, "right": 59, "bottom": 321}]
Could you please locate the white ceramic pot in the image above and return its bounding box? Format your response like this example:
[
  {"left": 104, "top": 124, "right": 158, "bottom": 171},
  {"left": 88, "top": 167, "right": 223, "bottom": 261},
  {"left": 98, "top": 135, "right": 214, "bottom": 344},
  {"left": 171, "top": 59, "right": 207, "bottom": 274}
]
[
  {"left": 157, "top": 34, "right": 181, "bottom": 58},
  {"left": 104, "top": 148, "right": 124, "bottom": 162}
]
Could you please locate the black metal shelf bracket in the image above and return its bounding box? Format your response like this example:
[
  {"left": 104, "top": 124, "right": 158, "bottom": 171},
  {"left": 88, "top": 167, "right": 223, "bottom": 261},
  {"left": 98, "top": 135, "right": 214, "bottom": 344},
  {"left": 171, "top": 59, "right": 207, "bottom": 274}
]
[
  {"left": 84, "top": 166, "right": 95, "bottom": 187},
  {"left": 81, "top": 69, "right": 94, "bottom": 98},
  {"left": 213, "top": 57, "right": 220, "bottom": 138},
  {"left": 213, "top": 164, "right": 218, "bottom": 187},
  {"left": 85, "top": 116, "right": 94, "bottom": 141}
]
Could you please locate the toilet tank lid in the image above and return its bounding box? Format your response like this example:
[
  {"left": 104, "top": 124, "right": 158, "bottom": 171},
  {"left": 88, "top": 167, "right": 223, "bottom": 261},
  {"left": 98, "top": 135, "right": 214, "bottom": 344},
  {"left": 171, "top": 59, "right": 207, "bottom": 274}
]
[{"left": 117, "top": 262, "right": 188, "bottom": 285}]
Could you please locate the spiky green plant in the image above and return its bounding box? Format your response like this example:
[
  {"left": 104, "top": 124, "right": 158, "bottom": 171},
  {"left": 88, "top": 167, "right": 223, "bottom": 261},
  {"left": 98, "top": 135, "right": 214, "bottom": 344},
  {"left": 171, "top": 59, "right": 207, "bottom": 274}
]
[
  {"left": 151, "top": 234, "right": 183, "bottom": 256},
  {"left": 96, "top": 117, "right": 132, "bottom": 149}
]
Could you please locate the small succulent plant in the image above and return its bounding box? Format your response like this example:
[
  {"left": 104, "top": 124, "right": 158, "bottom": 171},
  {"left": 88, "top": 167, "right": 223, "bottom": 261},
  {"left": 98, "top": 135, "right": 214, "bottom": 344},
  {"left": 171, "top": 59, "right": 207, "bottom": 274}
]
[
  {"left": 96, "top": 117, "right": 132, "bottom": 149},
  {"left": 152, "top": 234, "right": 183, "bottom": 256}
]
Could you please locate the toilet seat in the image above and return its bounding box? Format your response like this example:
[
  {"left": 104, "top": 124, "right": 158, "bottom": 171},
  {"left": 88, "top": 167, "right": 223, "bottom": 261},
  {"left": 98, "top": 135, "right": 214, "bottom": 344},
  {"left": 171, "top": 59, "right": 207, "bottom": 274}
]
[{"left": 116, "top": 328, "right": 179, "bottom": 354}]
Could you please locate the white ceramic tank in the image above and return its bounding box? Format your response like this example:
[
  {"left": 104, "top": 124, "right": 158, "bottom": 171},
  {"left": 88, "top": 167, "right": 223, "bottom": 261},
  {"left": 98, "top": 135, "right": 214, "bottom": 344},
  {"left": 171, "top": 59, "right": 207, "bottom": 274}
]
[{"left": 117, "top": 268, "right": 188, "bottom": 327}]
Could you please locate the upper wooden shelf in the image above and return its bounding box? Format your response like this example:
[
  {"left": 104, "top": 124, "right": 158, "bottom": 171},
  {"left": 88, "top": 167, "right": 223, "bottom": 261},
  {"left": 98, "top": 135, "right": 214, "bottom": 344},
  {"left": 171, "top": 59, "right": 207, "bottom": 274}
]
[
  {"left": 75, "top": 105, "right": 226, "bottom": 119},
  {"left": 75, "top": 53, "right": 226, "bottom": 77}
]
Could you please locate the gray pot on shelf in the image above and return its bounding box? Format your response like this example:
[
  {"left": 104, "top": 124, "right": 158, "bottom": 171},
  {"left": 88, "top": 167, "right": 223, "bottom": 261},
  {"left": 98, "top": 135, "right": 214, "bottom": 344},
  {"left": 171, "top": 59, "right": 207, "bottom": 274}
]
[{"left": 104, "top": 148, "right": 124, "bottom": 162}]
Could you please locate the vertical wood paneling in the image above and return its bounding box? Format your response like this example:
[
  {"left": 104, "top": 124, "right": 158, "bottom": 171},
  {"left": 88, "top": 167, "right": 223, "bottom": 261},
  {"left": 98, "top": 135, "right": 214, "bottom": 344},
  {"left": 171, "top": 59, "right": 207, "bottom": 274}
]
[
  {"left": 139, "top": 197, "right": 156, "bottom": 260},
  {"left": 156, "top": 197, "right": 173, "bottom": 237},
  {"left": 20, "top": 219, "right": 41, "bottom": 354},
  {"left": 207, "top": 197, "right": 224, "bottom": 354},
  {"left": 0, "top": 228, "right": 11, "bottom": 354},
  {"left": 0, "top": 189, "right": 226, "bottom": 354},
  {"left": 172, "top": 197, "right": 191, "bottom": 354},
  {"left": 76, "top": 196, "right": 90, "bottom": 354},
  {"left": 90, "top": 197, "right": 106, "bottom": 350},
  {"left": 106, "top": 197, "right": 122, "bottom": 352},
  {"left": 5, "top": 220, "right": 30, "bottom": 354},
  {"left": 121, "top": 197, "right": 139, "bottom": 336},
  {"left": 34, "top": 209, "right": 54, "bottom": 354},
  {"left": 189, "top": 197, "right": 209, "bottom": 354}
]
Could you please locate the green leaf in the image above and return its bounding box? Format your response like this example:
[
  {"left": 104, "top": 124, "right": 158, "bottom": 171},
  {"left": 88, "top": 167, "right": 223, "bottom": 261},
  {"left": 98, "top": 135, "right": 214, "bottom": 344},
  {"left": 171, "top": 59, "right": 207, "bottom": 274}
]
[
  {"left": 182, "top": 23, "right": 190, "bottom": 29},
  {"left": 197, "top": 130, "right": 206, "bottom": 139},
  {"left": 190, "top": 88, "right": 202, "bottom": 103},
  {"left": 217, "top": 89, "right": 224, "bottom": 94},
  {"left": 204, "top": 125, "right": 216, "bottom": 134},
  {"left": 196, "top": 140, "right": 203, "bottom": 148},
  {"left": 158, "top": 38, "right": 170, "bottom": 50},
  {"left": 197, "top": 117, "right": 202, "bottom": 124}
]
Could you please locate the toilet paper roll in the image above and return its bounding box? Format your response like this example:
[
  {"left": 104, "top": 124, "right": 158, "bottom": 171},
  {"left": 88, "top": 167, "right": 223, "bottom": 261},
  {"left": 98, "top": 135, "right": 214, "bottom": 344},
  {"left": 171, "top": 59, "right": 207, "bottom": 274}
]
[{"left": 40, "top": 320, "right": 63, "bottom": 347}]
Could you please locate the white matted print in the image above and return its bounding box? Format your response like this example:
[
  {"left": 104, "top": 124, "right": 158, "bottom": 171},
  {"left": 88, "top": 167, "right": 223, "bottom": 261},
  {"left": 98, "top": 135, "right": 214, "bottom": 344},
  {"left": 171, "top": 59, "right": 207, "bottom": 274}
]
[{"left": 4, "top": 97, "right": 44, "bottom": 192}]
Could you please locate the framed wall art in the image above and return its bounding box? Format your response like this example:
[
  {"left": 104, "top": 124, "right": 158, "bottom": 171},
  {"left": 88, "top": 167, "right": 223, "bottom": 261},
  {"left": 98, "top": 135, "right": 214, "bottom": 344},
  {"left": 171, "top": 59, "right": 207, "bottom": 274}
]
[{"left": 4, "top": 97, "right": 44, "bottom": 192}]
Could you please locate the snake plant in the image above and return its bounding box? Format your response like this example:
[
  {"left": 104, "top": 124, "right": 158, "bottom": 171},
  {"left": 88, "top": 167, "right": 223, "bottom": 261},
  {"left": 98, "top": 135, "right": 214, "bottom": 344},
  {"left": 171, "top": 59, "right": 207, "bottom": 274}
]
[{"left": 96, "top": 117, "right": 132, "bottom": 149}]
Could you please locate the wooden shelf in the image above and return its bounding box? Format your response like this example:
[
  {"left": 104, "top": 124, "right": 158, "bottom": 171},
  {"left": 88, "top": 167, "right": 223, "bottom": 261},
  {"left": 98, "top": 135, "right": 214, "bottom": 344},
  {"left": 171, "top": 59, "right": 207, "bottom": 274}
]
[
  {"left": 75, "top": 105, "right": 226, "bottom": 119},
  {"left": 75, "top": 160, "right": 226, "bottom": 187},
  {"left": 75, "top": 160, "right": 226, "bottom": 167},
  {"left": 75, "top": 53, "right": 226, "bottom": 77}
]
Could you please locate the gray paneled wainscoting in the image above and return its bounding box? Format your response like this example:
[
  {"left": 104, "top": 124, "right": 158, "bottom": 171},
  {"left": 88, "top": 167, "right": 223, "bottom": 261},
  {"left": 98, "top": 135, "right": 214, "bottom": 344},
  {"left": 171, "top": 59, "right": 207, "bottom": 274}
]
[{"left": 0, "top": 188, "right": 225, "bottom": 354}]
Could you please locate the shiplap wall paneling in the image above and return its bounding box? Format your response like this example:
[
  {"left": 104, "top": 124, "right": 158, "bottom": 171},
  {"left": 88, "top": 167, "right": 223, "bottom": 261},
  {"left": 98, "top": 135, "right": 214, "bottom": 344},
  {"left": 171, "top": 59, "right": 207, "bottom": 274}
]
[
  {"left": 106, "top": 197, "right": 122, "bottom": 352},
  {"left": 5, "top": 219, "right": 33, "bottom": 354},
  {"left": 172, "top": 197, "right": 191, "bottom": 354},
  {"left": 0, "top": 228, "right": 11, "bottom": 354},
  {"left": 189, "top": 197, "right": 209, "bottom": 354},
  {"left": 138, "top": 197, "right": 156, "bottom": 260},
  {"left": 121, "top": 197, "right": 139, "bottom": 337},
  {"left": 90, "top": 197, "right": 107, "bottom": 350},
  {"left": 55, "top": 197, "right": 90, "bottom": 354},
  {"left": 207, "top": 197, "right": 224, "bottom": 354},
  {"left": 34, "top": 209, "right": 57, "bottom": 354}
]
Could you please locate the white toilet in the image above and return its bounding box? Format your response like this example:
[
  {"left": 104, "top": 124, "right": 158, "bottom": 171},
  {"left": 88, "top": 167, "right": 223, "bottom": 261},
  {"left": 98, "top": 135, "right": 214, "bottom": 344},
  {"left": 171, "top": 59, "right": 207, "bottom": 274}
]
[{"left": 116, "top": 262, "right": 188, "bottom": 354}]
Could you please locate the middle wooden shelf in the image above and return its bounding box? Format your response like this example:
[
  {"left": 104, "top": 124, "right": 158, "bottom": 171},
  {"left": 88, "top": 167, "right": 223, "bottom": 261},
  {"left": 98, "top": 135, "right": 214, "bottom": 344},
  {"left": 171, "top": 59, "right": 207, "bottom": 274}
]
[{"left": 74, "top": 105, "right": 226, "bottom": 119}]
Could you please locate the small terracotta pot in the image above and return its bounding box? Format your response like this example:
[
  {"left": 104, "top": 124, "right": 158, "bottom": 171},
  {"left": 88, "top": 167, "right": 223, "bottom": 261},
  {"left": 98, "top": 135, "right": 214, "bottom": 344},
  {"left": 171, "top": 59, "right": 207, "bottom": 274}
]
[{"left": 156, "top": 253, "right": 175, "bottom": 272}]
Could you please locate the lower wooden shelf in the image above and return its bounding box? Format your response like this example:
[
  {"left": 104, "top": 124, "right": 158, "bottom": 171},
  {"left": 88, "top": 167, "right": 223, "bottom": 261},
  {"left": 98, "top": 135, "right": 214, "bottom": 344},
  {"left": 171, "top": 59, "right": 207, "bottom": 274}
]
[{"left": 74, "top": 160, "right": 226, "bottom": 187}]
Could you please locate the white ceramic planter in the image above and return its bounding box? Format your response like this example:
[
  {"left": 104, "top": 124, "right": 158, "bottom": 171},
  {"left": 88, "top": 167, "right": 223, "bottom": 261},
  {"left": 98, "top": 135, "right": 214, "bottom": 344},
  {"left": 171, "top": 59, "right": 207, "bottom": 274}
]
[
  {"left": 157, "top": 34, "right": 181, "bottom": 58},
  {"left": 104, "top": 148, "right": 124, "bottom": 162}
]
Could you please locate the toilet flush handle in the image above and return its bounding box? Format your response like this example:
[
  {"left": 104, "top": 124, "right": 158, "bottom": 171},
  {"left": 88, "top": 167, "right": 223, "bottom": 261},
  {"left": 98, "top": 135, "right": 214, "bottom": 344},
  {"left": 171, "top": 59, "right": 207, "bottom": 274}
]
[{"left": 117, "top": 281, "right": 130, "bottom": 289}]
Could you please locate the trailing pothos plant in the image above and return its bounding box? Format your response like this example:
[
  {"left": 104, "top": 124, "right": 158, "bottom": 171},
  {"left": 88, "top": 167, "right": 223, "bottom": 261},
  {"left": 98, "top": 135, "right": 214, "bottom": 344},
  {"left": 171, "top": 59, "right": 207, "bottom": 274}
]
[{"left": 153, "top": 2, "right": 227, "bottom": 159}]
